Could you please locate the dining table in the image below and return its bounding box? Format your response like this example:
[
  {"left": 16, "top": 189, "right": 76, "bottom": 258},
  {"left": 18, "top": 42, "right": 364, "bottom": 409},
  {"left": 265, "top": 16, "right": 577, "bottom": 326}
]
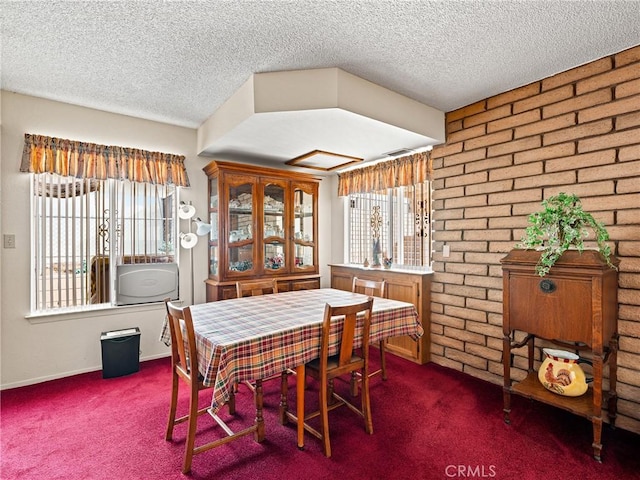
[{"left": 160, "top": 287, "right": 423, "bottom": 449}]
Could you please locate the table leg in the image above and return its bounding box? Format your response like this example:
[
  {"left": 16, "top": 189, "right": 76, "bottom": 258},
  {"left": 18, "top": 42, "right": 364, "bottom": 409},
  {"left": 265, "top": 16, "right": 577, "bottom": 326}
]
[{"left": 296, "top": 364, "right": 305, "bottom": 450}]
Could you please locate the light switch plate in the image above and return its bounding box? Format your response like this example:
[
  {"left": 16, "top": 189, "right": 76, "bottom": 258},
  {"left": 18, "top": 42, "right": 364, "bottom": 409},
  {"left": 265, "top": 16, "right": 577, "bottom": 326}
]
[
  {"left": 443, "top": 245, "right": 450, "bottom": 257},
  {"left": 3, "top": 234, "right": 16, "bottom": 248}
]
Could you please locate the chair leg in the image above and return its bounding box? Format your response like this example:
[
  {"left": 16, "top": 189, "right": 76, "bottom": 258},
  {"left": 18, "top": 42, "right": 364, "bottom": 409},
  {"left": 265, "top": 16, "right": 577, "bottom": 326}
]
[
  {"left": 350, "top": 371, "right": 359, "bottom": 397},
  {"left": 165, "top": 372, "right": 179, "bottom": 441},
  {"left": 361, "top": 368, "right": 373, "bottom": 435},
  {"left": 319, "top": 379, "right": 331, "bottom": 458},
  {"left": 279, "top": 371, "right": 289, "bottom": 425},
  {"left": 228, "top": 385, "right": 236, "bottom": 415},
  {"left": 182, "top": 385, "right": 200, "bottom": 474},
  {"left": 379, "top": 340, "right": 387, "bottom": 381}
]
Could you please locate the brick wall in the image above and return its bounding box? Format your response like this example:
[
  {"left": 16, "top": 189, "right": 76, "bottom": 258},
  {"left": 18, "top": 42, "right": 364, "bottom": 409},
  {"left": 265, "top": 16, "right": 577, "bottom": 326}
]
[{"left": 430, "top": 45, "right": 640, "bottom": 435}]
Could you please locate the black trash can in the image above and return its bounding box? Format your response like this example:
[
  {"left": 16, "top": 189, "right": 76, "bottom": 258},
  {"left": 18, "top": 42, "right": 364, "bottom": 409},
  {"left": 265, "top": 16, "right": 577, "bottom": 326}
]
[{"left": 100, "top": 327, "right": 141, "bottom": 379}]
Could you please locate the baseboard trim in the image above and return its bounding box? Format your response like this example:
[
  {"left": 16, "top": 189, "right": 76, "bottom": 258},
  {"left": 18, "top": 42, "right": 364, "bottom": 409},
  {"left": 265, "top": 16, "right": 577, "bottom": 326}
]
[{"left": 0, "top": 353, "right": 170, "bottom": 390}]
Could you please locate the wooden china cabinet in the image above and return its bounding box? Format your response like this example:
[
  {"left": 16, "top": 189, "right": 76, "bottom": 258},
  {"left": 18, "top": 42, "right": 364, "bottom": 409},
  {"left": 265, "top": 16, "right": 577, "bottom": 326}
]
[
  {"left": 204, "top": 160, "right": 321, "bottom": 301},
  {"left": 501, "top": 249, "right": 619, "bottom": 462}
]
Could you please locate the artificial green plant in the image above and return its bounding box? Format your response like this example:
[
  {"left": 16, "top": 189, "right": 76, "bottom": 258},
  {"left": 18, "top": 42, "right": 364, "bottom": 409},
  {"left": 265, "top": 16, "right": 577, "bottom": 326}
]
[{"left": 517, "top": 192, "right": 616, "bottom": 276}]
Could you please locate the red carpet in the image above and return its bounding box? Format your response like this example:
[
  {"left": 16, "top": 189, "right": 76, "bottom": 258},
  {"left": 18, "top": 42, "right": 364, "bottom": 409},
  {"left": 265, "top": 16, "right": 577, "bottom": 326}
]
[{"left": 1, "top": 354, "right": 639, "bottom": 480}]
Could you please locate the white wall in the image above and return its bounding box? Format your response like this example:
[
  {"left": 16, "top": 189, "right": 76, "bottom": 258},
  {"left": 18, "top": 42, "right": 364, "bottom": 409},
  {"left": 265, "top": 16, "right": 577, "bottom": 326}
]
[{"left": 0, "top": 91, "right": 337, "bottom": 389}]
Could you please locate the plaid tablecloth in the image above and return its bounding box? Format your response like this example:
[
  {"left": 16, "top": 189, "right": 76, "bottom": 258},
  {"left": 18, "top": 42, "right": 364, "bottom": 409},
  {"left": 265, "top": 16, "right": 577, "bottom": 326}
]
[{"left": 160, "top": 288, "right": 422, "bottom": 413}]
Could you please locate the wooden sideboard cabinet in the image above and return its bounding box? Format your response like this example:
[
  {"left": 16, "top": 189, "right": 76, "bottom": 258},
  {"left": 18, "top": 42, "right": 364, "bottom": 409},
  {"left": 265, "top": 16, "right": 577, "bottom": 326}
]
[
  {"left": 501, "top": 249, "right": 619, "bottom": 462},
  {"left": 204, "top": 160, "right": 321, "bottom": 302},
  {"left": 330, "top": 264, "right": 431, "bottom": 364}
]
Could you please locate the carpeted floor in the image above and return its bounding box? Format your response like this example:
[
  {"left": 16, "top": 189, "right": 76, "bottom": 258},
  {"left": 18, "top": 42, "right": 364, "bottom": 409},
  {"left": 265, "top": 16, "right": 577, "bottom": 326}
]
[{"left": 1, "top": 354, "right": 639, "bottom": 480}]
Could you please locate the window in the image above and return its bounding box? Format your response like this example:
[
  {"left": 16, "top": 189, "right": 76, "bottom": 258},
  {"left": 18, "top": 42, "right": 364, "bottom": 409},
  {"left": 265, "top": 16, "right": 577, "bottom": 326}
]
[
  {"left": 31, "top": 173, "right": 176, "bottom": 312},
  {"left": 346, "top": 182, "right": 432, "bottom": 269}
]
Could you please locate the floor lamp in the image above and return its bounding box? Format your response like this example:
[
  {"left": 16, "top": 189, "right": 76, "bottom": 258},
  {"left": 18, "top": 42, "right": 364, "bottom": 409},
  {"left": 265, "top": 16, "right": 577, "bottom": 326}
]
[{"left": 178, "top": 202, "right": 211, "bottom": 305}]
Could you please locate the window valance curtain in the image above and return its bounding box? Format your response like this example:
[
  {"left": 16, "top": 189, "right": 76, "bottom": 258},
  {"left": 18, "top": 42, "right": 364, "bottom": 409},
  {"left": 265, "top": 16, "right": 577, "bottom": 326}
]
[
  {"left": 337, "top": 151, "right": 432, "bottom": 196},
  {"left": 20, "top": 133, "right": 190, "bottom": 187}
]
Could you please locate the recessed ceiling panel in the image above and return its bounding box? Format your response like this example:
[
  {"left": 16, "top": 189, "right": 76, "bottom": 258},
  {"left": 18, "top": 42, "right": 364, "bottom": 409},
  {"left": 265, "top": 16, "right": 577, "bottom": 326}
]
[{"left": 286, "top": 150, "right": 363, "bottom": 172}]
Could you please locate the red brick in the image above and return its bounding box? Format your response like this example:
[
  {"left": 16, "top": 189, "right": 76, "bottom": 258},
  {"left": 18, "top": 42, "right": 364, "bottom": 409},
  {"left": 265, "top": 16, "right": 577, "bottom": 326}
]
[
  {"left": 543, "top": 119, "right": 612, "bottom": 146},
  {"left": 433, "top": 163, "right": 464, "bottom": 180},
  {"left": 490, "top": 162, "right": 542, "bottom": 181},
  {"left": 608, "top": 224, "right": 640, "bottom": 242},
  {"left": 512, "top": 201, "right": 548, "bottom": 216},
  {"left": 432, "top": 186, "right": 465, "bottom": 199},
  {"left": 487, "top": 136, "right": 541, "bottom": 157},
  {"left": 546, "top": 150, "right": 616, "bottom": 173},
  {"left": 445, "top": 218, "right": 488, "bottom": 230},
  {"left": 448, "top": 124, "right": 487, "bottom": 143},
  {"left": 615, "top": 45, "right": 640, "bottom": 67},
  {"left": 513, "top": 171, "right": 576, "bottom": 189},
  {"left": 578, "top": 127, "right": 640, "bottom": 152},
  {"left": 443, "top": 149, "right": 487, "bottom": 167},
  {"left": 488, "top": 109, "right": 541, "bottom": 133},
  {"left": 579, "top": 96, "right": 640, "bottom": 123},
  {"left": 577, "top": 63, "right": 640, "bottom": 95},
  {"left": 617, "top": 111, "right": 640, "bottom": 131},
  {"left": 545, "top": 182, "right": 614, "bottom": 199},
  {"left": 582, "top": 193, "right": 640, "bottom": 212},
  {"left": 432, "top": 141, "right": 463, "bottom": 158},
  {"left": 579, "top": 161, "right": 640, "bottom": 183},
  {"left": 488, "top": 189, "right": 542, "bottom": 205},
  {"left": 466, "top": 155, "right": 513, "bottom": 174},
  {"left": 542, "top": 57, "right": 613, "bottom": 91},
  {"left": 444, "top": 195, "right": 487, "bottom": 209},
  {"left": 445, "top": 171, "right": 488, "bottom": 188},
  {"left": 543, "top": 89, "right": 612, "bottom": 118},
  {"left": 466, "top": 179, "right": 513, "bottom": 196},
  {"left": 617, "top": 78, "right": 640, "bottom": 99},
  {"left": 490, "top": 216, "right": 530, "bottom": 228},
  {"left": 448, "top": 101, "right": 486, "bottom": 122},
  {"left": 464, "top": 129, "right": 513, "bottom": 151},
  {"left": 447, "top": 119, "right": 463, "bottom": 134},
  {"left": 487, "top": 83, "right": 541, "bottom": 109},
  {"left": 514, "top": 113, "right": 575, "bottom": 139},
  {"left": 617, "top": 178, "right": 640, "bottom": 193},
  {"left": 463, "top": 104, "right": 511, "bottom": 128},
  {"left": 619, "top": 210, "right": 640, "bottom": 225},
  {"left": 464, "top": 204, "right": 512, "bottom": 218},
  {"left": 513, "top": 85, "right": 573, "bottom": 114},
  {"left": 514, "top": 142, "right": 575, "bottom": 164},
  {"left": 465, "top": 229, "right": 512, "bottom": 241},
  {"left": 620, "top": 145, "right": 640, "bottom": 162}
]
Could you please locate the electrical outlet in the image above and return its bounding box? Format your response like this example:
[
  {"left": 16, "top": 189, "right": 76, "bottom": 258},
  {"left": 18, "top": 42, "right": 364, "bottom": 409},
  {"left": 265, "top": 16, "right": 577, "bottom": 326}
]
[
  {"left": 4, "top": 234, "right": 16, "bottom": 249},
  {"left": 442, "top": 245, "right": 450, "bottom": 258}
]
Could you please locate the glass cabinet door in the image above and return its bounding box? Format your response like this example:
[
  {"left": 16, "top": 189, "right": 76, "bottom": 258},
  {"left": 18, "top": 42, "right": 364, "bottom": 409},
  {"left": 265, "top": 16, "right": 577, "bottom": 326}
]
[
  {"left": 292, "top": 183, "right": 317, "bottom": 271},
  {"left": 262, "top": 179, "right": 287, "bottom": 272},
  {"left": 209, "top": 176, "right": 219, "bottom": 277},
  {"left": 226, "top": 177, "right": 255, "bottom": 275}
]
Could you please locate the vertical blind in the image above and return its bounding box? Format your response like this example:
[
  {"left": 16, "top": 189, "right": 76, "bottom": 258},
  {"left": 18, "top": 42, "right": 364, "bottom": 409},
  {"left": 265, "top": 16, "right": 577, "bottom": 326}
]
[{"left": 22, "top": 134, "right": 182, "bottom": 311}]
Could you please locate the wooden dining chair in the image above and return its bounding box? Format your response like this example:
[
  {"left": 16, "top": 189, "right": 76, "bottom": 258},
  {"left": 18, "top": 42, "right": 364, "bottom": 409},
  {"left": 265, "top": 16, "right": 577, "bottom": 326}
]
[
  {"left": 283, "top": 297, "right": 375, "bottom": 458},
  {"left": 235, "top": 279, "right": 289, "bottom": 395},
  {"left": 236, "top": 278, "right": 279, "bottom": 297},
  {"left": 164, "top": 299, "right": 263, "bottom": 474},
  {"left": 351, "top": 277, "right": 387, "bottom": 395}
]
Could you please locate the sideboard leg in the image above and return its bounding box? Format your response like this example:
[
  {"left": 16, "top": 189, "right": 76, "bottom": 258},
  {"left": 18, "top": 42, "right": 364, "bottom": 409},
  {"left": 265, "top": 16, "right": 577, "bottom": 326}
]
[{"left": 591, "top": 416, "right": 603, "bottom": 462}]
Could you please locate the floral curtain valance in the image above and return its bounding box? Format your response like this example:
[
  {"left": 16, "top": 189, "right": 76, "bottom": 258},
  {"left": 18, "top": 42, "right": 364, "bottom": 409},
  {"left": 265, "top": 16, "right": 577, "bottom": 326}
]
[
  {"left": 337, "top": 151, "right": 432, "bottom": 196},
  {"left": 20, "top": 133, "right": 190, "bottom": 187}
]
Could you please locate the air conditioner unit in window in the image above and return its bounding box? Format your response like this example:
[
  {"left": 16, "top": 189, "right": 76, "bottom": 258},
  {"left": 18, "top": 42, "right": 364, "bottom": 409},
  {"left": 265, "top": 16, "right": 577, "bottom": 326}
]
[{"left": 115, "top": 263, "right": 179, "bottom": 305}]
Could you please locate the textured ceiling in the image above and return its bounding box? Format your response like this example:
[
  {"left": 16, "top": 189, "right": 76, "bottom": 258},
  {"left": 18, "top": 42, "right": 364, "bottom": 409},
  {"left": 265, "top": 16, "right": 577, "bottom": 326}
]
[{"left": 2, "top": 1, "right": 640, "bottom": 154}]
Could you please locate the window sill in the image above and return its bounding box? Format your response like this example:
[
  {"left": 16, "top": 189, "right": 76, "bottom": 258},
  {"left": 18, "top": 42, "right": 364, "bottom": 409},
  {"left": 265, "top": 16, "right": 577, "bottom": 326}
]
[
  {"left": 328, "top": 263, "right": 433, "bottom": 275},
  {"left": 25, "top": 301, "right": 167, "bottom": 324}
]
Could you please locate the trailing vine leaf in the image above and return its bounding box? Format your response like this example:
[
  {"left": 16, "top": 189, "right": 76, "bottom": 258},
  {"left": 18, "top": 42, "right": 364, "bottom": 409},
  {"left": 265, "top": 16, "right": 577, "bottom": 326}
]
[{"left": 516, "top": 192, "right": 616, "bottom": 276}]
